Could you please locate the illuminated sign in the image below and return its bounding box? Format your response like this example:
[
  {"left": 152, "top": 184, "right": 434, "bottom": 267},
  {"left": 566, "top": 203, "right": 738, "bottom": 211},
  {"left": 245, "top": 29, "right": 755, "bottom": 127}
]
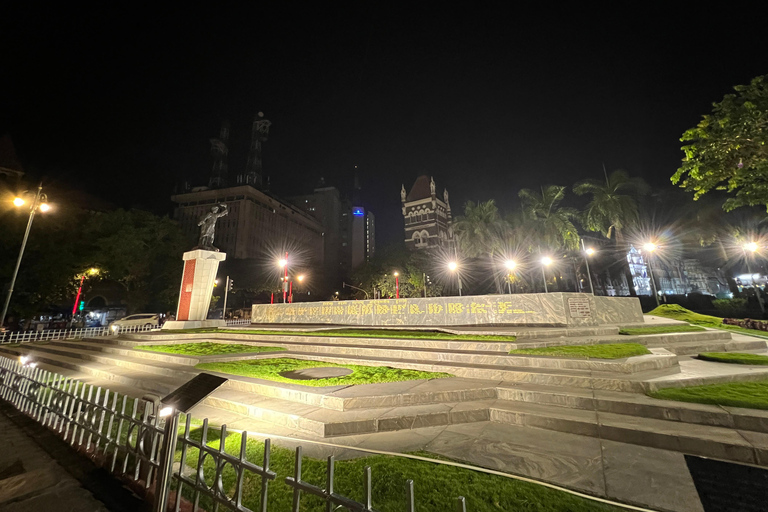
[{"left": 352, "top": 207, "right": 364, "bottom": 216}]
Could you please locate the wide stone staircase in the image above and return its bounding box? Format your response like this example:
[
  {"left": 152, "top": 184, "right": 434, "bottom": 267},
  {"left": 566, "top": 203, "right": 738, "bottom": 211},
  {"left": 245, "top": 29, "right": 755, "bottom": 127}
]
[{"left": 1, "top": 325, "right": 767, "bottom": 467}]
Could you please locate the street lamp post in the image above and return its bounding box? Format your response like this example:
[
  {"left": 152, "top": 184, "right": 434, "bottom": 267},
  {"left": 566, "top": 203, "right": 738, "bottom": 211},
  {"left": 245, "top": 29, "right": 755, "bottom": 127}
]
[
  {"left": 393, "top": 271, "right": 400, "bottom": 299},
  {"left": 278, "top": 255, "right": 288, "bottom": 303},
  {"left": 448, "top": 262, "right": 462, "bottom": 296},
  {"left": 72, "top": 268, "right": 99, "bottom": 316},
  {"left": 743, "top": 242, "right": 765, "bottom": 314},
  {"left": 540, "top": 257, "right": 553, "bottom": 293},
  {"left": 643, "top": 242, "right": 660, "bottom": 307},
  {"left": 1, "top": 184, "right": 50, "bottom": 328},
  {"left": 580, "top": 240, "right": 595, "bottom": 295},
  {"left": 504, "top": 260, "right": 516, "bottom": 294}
]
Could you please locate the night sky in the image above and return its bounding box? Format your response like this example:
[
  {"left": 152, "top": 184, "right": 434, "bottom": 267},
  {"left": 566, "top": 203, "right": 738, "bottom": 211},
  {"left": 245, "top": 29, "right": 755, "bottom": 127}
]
[{"left": 2, "top": 6, "right": 766, "bottom": 245}]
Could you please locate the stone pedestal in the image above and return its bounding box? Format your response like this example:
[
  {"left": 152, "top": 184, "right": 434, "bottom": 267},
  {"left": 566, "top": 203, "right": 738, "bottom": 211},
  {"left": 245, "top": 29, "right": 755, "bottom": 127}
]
[{"left": 162, "top": 250, "right": 226, "bottom": 330}]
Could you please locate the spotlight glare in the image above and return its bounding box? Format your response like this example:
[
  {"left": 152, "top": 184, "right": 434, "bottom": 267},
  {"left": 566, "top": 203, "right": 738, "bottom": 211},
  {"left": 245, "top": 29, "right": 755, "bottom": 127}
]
[
  {"left": 745, "top": 242, "right": 759, "bottom": 253},
  {"left": 541, "top": 257, "right": 553, "bottom": 266}
]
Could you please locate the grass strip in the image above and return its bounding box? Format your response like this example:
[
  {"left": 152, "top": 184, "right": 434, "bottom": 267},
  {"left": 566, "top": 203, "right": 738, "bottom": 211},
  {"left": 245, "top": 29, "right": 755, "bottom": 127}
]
[
  {"left": 618, "top": 325, "right": 705, "bottom": 335},
  {"left": 136, "top": 342, "right": 285, "bottom": 357},
  {"left": 196, "top": 357, "right": 452, "bottom": 387},
  {"left": 648, "top": 304, "right": 768, "bottom": 338},
  {"left": 508, "top": 343, "right": 650, "bottom": 359},
  {"left": 649, "top": 380, "right": 768, "bottom": 410},
  {"left": 161, "top": 327, "right": 517, "bottom": 342},
  {"left": 173, "top": 426, "right": 623, "bottom": 512},
  {"left": 698, "top": 352, "right": 768, "bottom": 365}
]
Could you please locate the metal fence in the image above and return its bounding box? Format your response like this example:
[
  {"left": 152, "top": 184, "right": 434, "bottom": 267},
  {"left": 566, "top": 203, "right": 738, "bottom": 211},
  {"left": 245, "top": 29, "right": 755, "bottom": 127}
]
[
  {"left": 0, "top": 356, "right": 472, "bottom": 512},
  {"left": 225, "top": 319, "right": 252, "bottom": 326},
  {"left": 0, "top": 323, "right": 157, "bottom": 344}
]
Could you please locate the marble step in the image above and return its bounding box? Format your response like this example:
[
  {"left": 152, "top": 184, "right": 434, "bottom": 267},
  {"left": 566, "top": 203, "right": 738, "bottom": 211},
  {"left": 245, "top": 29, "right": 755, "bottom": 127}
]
[
  {"left": 272, "top": 350, "right": 678, "bottom": 392},
  {"left": 496, "top": 382, "right": 768, "bottom": 433},
  {"left": 1, "top": 343, "right": 199, "bottom": 380},
  {"left": 488, "top": 400, "right": 768, "bottom": 466},
  {"left": 202, "top": 388, "right": 491, "bottom": 437},
  {"left": 0, "top": 346, "right": 183, "bottom": 396},
  {"left": 663, "top": 339, "right": 767, "bottom": 356},
  {"left": 196, "top": 343, "right": 676, "bottom": 374},
  {"left": 48, "top": 339, "right": 200, "bottom": 365},
  {"left": 510, "top": 330, "right": 733, "bottom": 349}
]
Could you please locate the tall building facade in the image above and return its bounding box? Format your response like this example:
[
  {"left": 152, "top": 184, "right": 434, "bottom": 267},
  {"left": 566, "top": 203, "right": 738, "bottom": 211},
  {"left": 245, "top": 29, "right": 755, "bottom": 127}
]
[
  {"left": 172, "top": 114, "right": 324, "bottom": 274},
  {"left": 401, "top": 175, "right": 453, "bottom": 250},
  {"left": 289, "top": 181, "right": 376, "bottom": 286}
]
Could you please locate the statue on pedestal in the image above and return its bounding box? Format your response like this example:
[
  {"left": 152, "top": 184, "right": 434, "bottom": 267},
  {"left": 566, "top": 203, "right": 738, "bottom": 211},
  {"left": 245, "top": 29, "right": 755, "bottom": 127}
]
[{"left": 196, "top": 204, "right": 228, "bottom": 251}]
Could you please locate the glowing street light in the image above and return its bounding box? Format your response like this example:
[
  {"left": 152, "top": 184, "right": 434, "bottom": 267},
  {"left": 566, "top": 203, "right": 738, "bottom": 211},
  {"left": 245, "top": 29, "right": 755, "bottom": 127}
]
[
  {"left": 297, "top": 275, "right": 305, "bottom": 282},
  {"left": 277, "top": 253, "right": 289, "bottom": 303},
  {"left": 504, "top": 260, "right": 517, "bottom": 294},
  {"left": 742, "top": 241, "right": 765, "bottom": 313},
  {"left": 448, "top": 261, "right": 463, "bottom": 296},
  {"left": 393, "top": 271, "right": 400, "bottom": 299},
  {"left": 643, "top": 242, "right": 660, "bottom": 307},
  {"left": 540, "top": 256, "right": 553, "bottom": 293},
  {"left": 1, "top": 184, "right": 51, "bottom": 328},
  {"left": 580, "top": 240, "right": 595, "bottom": 295}
]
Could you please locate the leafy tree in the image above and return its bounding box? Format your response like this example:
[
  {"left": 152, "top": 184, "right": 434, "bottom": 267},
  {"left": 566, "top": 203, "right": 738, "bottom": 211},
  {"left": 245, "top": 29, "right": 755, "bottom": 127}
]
[
  {"left": 83, "top": 209, "right": 186, "bottom": 313},
  {"left": 518, "top": 185, "right": 580, "bottom": 251},
  {"left": 453, "top": 200, "right": 509, "bottom": 292},
  {"left": 574, "top": 170, "right": 648, "bottom": 296},
  {"left": 672, "top": 74, "right": 768, "bottom": 211},
  {"left": 574, "top": 170, "right": 648, "bottom": 239},
  {"left": 0, "top": 204, "right": 94, "bottom": 323}
]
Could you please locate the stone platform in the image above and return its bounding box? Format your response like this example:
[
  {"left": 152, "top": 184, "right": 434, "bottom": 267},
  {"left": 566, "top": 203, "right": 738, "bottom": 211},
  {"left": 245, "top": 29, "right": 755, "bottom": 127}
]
[{"left": 2, "top": 319, "right": 768, "bottom": 511}]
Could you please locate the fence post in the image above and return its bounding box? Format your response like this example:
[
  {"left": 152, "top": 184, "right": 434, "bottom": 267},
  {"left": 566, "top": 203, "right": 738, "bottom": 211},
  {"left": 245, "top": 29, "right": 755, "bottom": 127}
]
[
  {"left": 153, "top": 409, "right": 179, "bottom": 512},
  {"left": 457, "top": 496, "right": 466, "bottom": 512}
]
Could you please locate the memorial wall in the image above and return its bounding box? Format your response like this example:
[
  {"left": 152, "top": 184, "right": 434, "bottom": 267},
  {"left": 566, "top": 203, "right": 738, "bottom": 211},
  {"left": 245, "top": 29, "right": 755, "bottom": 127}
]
[{"left": 251, "top": 293, "right": 643, "bottom": 327}]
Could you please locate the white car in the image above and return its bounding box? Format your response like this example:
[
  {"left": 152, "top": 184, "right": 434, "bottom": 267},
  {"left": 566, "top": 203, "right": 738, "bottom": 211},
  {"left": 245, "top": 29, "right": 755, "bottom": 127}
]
[{"left": 109, "top": 314, "right": 160, "bottom": 332}]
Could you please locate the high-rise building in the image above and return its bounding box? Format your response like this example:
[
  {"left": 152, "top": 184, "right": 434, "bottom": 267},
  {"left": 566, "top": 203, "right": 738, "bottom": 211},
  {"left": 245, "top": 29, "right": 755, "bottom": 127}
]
[
  {"left": 289, "top": 174, "right": 376, "bottom": 285},
  {"left": 172, "top": 114, "right": 324, "bottom": 278},
  {"left": 401, "top": 175, "right": 453, "bottom": 250}
]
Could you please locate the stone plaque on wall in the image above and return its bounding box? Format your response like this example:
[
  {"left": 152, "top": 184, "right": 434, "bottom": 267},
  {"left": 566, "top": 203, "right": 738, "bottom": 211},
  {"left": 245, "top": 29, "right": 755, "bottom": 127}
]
[
  {"left": 251, "top": 293, "right": 642, "bottom": 327},
  {"left": 567, "top": 296, "right": 592, "bottom": 318}
]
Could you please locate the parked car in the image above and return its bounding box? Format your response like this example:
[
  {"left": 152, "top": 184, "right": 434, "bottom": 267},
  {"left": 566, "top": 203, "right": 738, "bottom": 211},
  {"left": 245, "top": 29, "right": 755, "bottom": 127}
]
[{"left": 109, "top": 314, "right": 160, "bottom": 332}]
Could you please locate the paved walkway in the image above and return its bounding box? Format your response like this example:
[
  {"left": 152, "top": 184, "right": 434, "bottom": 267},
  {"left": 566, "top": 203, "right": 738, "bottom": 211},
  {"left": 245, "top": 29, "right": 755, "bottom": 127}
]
[{"left": 0, "top": 402, "right": 147, "bottom": 512}]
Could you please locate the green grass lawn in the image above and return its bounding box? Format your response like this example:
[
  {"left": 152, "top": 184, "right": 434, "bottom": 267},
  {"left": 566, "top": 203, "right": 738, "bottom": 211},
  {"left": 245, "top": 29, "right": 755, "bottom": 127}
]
[
  {"left": 648, "top": 304, "right": 768, "bottom": 338},
  {"left": 698, "top": 352, "right": 768, "bottom": 365},
  {"left": 135, "top": 342, "right": 285, "bottom": 357},
  {"left": 618, "top": 325, "right": 705, "bottom": 336},
  {"left": 195, "top": 357, "right": 452, "bottom": 386},
  {"left": 173, "top": 426, "right": 623, "bottom": 512},
  {"left": 508, "top": 343, "right": 650, "bottom": 359},
  {"left": 649, "top": 380, "right": 768, "bottom": 410},
  {"left": 161, "top": 327, "right": 517, "bottom": 342}
]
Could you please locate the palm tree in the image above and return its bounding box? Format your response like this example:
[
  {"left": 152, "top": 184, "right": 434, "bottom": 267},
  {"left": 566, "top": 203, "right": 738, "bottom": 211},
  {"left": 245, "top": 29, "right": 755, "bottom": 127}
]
[
  {"left": 573, "top": 169, "right": 648, "bottom": 296},
  {"left": 518, "top": 185, "right": 580, "bottom": 292},
  {"left": 518, "top": 185, "right": 580, "bottom": 251},
  {"left": 453, "top": 200, "right": 509, "bottom": 292}
]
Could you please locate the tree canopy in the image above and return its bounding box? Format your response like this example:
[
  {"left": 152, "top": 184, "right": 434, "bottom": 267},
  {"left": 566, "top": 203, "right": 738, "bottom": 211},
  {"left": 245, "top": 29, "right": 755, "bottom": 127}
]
[{"left": 672, "top": 74, "right": 768, "bottom": 211}]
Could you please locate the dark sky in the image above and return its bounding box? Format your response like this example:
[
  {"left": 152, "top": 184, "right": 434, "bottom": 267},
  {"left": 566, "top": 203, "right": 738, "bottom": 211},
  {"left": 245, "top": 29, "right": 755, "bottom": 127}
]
[{"left": 2, "top": 6, "right": 766, "bottom": 245}]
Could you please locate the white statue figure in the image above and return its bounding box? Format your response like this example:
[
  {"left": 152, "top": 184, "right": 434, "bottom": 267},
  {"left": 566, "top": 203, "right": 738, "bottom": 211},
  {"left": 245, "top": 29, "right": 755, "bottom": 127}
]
[
  {"left": 401, "top": 184, "right": 406, "bottom": 202},
  {"left": 197, "top": 204, "right": 229, "bottom": 251},
  {"left": 444, "top": 188, "right": 449, "bottom": 204},
  {"left": 430, "top": 176, "right": 436, "bottom": 195}
]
